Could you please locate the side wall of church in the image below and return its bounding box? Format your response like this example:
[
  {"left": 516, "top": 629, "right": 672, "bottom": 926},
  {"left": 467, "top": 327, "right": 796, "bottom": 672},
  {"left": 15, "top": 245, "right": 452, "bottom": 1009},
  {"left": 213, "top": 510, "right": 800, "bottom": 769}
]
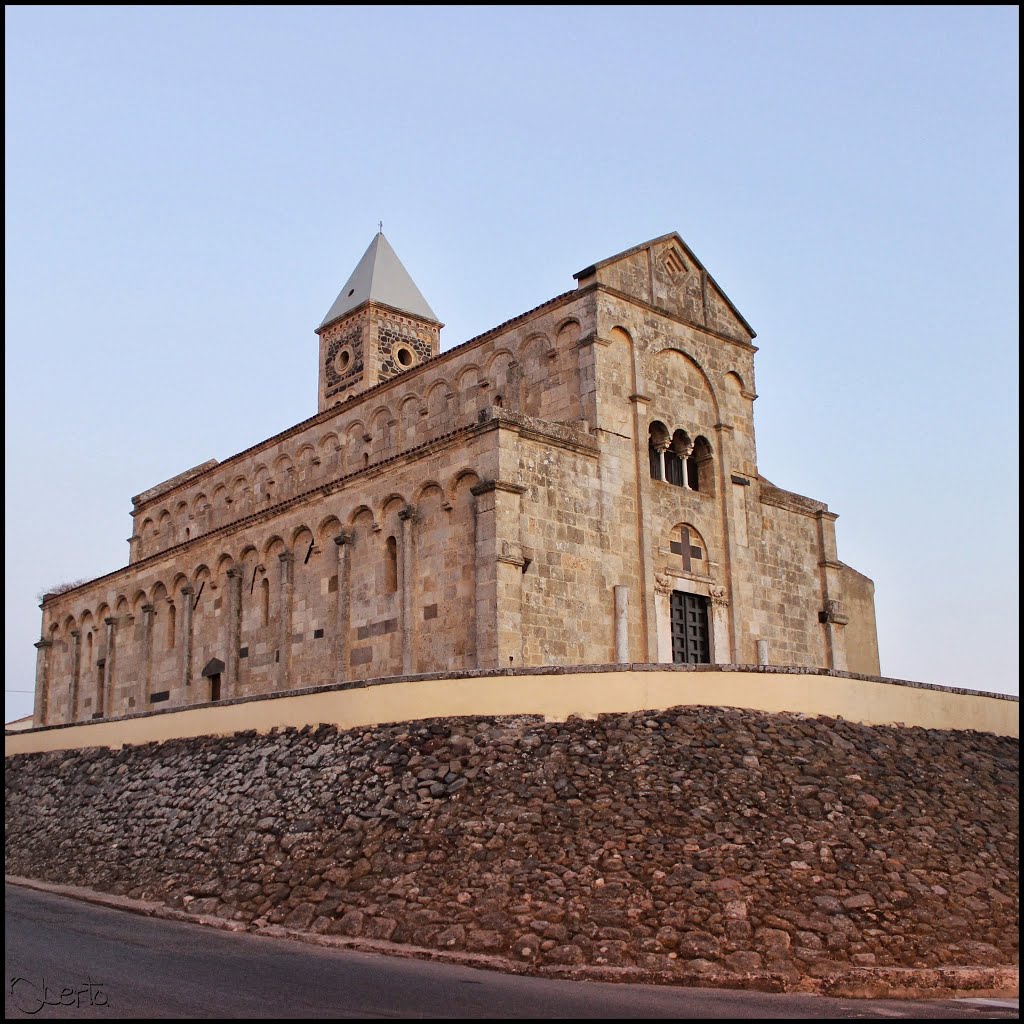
[
  {"left": 130, "top": 294, "right": 588, "bottom": 566},
  {"left": 35, "top": 428, "right": 505, "bottom": 726},
  {"left": 745, "top": 493, "right": 831, "bottom": 667}
]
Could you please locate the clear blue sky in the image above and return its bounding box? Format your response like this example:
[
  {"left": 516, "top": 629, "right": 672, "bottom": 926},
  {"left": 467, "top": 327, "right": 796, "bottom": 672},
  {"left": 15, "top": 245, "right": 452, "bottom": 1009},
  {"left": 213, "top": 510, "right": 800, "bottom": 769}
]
[{"left": 5, "top": 6, "right": 1019, "bottom": 720}]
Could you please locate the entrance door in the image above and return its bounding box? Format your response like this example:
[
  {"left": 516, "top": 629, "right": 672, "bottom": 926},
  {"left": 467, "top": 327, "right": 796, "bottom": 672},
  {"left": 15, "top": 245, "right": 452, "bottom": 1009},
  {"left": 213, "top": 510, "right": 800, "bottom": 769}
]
[
  {"left": 209, "top": 673, "right": 222, "bottom": 702},
  {"left": 670, "top": 591, "right": 711, "bottom": 664}
]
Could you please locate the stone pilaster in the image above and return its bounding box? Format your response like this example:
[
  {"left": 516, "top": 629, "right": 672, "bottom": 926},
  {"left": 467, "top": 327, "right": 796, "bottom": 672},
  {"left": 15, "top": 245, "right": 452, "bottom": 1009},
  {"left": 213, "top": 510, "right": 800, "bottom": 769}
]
[
  {"left": 69, "top": 629, "right": 81, "bottom": 722},
  {"left": 471, "top": 480, "right": 527, "bottom": 669},
  {"left": 33, "top": 638, "right": 52, "bottom": 727},
  {"left": 613, "top": 585, "right": 629, "bottom": 663},
  {"left": 225, "top": 570, "right": 243, "bottom": 698},
  {"left": 631, "top": 394, "right": 659, "bottom": 662},
  {"left": 102, "top": 616, "right": 116, "bottom": 717},
  {"left": 278, "top": 551, "right": 294, "bottom": 689},
  {"left": 399, "top": 506, "right": 416, "bottom": 675},
  {"left": 141, "top": 604, "right": 155, "bottom": 705},
  {"left": 653, "top": 574, "right": 674, "bottom": 664},
  {"left": 713, "top": 422, "right": 740, "bottom": 663},
  {"left": 334, "top": 531, "right": 352, "bottom": 681},
  {"left": 817, "top": 510, "right": 849, "bottom": 670},
  {"left": 180, "top": 585, "right": 194, "bottom": 692},
  {"left": 709, "top": 585, "right": 731, "bottom": 665}
]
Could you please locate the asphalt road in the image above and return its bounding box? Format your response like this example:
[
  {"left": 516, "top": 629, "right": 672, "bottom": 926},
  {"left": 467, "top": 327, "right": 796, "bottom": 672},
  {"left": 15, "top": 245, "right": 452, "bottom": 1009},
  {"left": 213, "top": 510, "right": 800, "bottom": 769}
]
[{"left": 4, "top": 885, "right": 1018, "bottom": 1019}]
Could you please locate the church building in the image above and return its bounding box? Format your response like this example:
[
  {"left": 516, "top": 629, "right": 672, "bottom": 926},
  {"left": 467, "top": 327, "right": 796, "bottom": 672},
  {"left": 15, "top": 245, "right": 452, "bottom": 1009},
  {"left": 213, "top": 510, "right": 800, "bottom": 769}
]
[{"left": 33, "top": 231, "right": 880, "bottom": 725}]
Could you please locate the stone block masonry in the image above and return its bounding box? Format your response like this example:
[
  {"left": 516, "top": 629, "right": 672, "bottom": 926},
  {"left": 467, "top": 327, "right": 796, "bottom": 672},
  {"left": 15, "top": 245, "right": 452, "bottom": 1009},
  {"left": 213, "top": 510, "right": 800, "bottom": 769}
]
[
  {"left": 5, "top": 706, "right": 1017, "bottom": 986},
  {"left": 34, "top": 230, "right": 883, "bottom": 729}
]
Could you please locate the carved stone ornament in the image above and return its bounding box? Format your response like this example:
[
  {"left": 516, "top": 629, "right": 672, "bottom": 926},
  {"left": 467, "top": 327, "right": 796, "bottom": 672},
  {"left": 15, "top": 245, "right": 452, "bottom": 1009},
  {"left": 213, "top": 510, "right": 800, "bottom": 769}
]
[
  {"left": 709, "top": 584, "right": 729, "bottom": 607},
  {"left": 654, "top": 573, "right": 675, "bottom": 596}
]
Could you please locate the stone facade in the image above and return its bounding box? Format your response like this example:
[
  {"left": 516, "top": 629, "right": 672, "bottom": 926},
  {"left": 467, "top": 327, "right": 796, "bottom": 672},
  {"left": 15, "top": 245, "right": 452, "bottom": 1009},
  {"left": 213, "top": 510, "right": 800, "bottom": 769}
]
[
  {"left": 5, "top": 707, "right": 1018, "bottom": 983},
  {"left": 33, "top": 231, "right": 880, "bottom": 726}
]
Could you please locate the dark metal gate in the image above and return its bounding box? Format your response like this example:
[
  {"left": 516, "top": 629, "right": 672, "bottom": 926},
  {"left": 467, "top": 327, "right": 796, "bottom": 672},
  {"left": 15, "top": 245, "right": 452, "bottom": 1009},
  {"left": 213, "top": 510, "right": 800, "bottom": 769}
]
[{"left": 670, "top": 591, "right": 711, "bottom": 664}]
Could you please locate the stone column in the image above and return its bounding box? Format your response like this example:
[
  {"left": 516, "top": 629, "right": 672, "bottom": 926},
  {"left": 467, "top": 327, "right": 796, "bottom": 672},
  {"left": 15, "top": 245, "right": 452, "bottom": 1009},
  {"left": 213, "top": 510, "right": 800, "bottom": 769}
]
[
  {"left": 180, "top": 584, "right": 194, "bottom": 692},
  {"left": 399, "top": 505, "right": 416, "bottom": 675},
  {"left": 334, "top": 531, "right": 352, "bottom": 681},
  {"left": 141, "top": 604, "right": 155, "bottom": 705},
  {"left": 33, "top": 638, "right": 52, "bottom": 726},
  {"left": 613, "top": 586, "right": 629, "bottom": 663},
  {"left": 278, "top": 551, "right": 294, "bottom": 690},
  {"left": 471, "top": 480, "right": 527, "bottom": 670},
  {"left": 816, "top": 510, "right": 849, "bottom": 670},
  {"left": 102, "top": 616, "right": 116, "bottom": 717},
  {"left": 225, "top": 569, "right": 243, "bottom": 698},
  {"left": 69, "top": 629, "right": 81, "bottom": 722},
  {"left": 756, "top": 639, "right": 770, "bottom": 666}
]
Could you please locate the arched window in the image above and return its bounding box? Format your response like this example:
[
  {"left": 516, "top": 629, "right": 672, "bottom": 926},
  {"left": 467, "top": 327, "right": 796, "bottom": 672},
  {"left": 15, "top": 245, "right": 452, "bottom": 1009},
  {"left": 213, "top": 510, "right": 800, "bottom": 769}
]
[
  {"left": 386, "top": 536, "right": 398, "bottom": 593},
  {"left": 688, "top": 436, "right": 714, "bottom": 493},
  {"left": 167, "top": 604, "right": 176, "bottom": 650},
  {"left": 648, "top": 421, "right": 669, "bottom": 480},
  {"left": 666, "top": 429, "right": 691, "bottom": 488},
  {"left": 261, "top": 577, "right": 270, "bottom": 626}
]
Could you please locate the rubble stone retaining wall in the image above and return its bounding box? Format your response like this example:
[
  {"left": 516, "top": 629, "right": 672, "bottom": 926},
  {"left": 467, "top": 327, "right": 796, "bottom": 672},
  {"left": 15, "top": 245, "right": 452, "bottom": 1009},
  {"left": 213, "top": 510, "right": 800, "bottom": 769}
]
[{"left": 5, "top": 705, "right": 1017, "bottom": 984}]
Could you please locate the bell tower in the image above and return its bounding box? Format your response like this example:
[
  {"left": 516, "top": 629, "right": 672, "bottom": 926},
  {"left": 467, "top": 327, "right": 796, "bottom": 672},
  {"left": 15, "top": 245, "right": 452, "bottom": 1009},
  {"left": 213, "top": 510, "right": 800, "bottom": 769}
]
[{"left": 316, "top": 232, "right": 442, "bottom": 411}]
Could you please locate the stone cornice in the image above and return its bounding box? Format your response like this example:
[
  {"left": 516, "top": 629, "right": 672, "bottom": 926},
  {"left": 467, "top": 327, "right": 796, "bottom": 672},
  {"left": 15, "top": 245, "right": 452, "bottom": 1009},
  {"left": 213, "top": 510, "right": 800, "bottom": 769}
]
[
  {"left": 758, "top": 480, "right": 829, "bottom": 518},
  {"left": 44, "top": 407, "right": 608, "bottom": 613}
]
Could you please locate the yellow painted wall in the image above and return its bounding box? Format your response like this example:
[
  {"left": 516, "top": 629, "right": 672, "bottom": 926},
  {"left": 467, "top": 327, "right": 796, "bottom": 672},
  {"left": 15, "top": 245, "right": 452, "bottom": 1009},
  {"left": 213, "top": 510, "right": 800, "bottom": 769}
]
[{"left": 6, "top": 670, "right": 1017, "bottom": 756}]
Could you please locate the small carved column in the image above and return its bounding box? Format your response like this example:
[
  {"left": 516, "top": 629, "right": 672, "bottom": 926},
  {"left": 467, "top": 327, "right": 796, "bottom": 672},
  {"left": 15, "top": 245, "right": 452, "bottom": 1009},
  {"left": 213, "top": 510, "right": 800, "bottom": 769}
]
[
  {"left": 141, "top": 603, "right": 155, "bottom": 705},
  {"left": 654, "top": 440, "right": 669, "bottom": 481},
  {"left": 33, "top": 637, "right": 52, "bottom": 727},
  {"left": 399, "top": 505, "right": 417, "bottom": 675},
  {"left": 69, "top": 629, "right": 81, "bottom": 721},
  {"left": 680, "top": 442, "right": 694, "bottom": 490},
  {"left": 334, "top": 531, "right": 352, "bottom": 681},
  {"left": 102, "top": 616, "right": 117, "bottom": 717},
  {"left": 180, "top": 584, "right": 194, "bottom": 692},
  {"left": 225, "top": 569, "right": 243, "bottom": 698},
  {"left": 709, "top": 586, "right": 731, "bottom": 665},
  {"left": 278, "top": 551, "right": 294, "bottom": 690}
]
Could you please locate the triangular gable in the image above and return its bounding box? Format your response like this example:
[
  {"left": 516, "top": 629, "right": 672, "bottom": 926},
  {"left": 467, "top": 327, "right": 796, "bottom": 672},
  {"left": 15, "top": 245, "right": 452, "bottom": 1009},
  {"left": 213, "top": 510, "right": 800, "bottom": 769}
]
[{"left": 575, "top": 231, "right": 755, "bottom": 342}]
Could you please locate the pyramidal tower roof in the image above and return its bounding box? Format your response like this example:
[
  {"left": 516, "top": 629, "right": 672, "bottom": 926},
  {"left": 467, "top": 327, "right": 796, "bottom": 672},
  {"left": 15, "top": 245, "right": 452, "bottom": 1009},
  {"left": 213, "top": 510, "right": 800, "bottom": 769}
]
[{"left": 320, "top": 232, "right": 439, "bottom": 328}]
